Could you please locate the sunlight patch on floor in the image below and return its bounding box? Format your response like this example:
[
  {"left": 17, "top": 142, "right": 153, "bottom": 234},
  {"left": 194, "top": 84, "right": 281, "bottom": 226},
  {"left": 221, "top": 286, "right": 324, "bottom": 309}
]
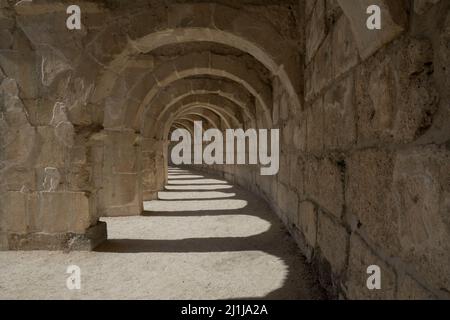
[
  {"left": 102, "top": 214, "right": 271, "bottom": 239},
  {"left": 157, "top": 191, "right": 236, "bottom": 200},
  {"left": 165, "top": 184, "right": 233, "bottom": 190},
  {"left": 168, "top": 179, "right": 229, "bottom": 185},
  {"left": 144, "top": 199, "right": 248, "bottom": 212}
]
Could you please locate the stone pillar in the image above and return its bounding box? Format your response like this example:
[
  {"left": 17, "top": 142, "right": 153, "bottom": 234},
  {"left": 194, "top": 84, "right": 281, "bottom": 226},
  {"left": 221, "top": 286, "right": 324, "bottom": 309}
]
[
  {"left": 95, "top": 129, "right": 143, "bottom": 216},
  {"left": 141, "top": 138, "right": 166, "bottom": 201},
  {"left": 0, "top": 79, "right": 106, "bottom": 250}
]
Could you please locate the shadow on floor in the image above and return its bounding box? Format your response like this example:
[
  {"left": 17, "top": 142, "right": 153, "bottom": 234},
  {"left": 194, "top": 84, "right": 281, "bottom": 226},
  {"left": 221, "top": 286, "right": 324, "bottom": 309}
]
[{"left": 95, "top": 167, "right": 325, "bottom": 300}]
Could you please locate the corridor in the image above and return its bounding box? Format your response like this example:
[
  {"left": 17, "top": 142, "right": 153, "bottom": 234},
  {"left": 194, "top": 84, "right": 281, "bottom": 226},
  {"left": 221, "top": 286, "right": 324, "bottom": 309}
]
[
  {"left": 0, "top": 0, "right": 448, "bottom": 300},
  {"left": 0, "top": 168, "right": 324, "bottom": 300}
]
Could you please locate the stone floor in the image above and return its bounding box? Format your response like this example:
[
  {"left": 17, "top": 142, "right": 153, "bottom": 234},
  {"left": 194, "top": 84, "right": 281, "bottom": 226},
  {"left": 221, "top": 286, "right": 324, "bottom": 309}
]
[{"left": 0, "top": 168, "right": 324, "bottom": 300}]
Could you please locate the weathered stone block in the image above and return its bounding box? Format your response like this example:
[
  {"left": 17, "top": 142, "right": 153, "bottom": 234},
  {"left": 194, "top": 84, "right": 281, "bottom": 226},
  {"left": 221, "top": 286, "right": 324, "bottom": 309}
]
[
  {"left": 102, "top": 173, "right": 140, "bottom": 208},
  {"left": 306, "top": 97, "right": 324, "bottom": 155},
  {"left": 306, "top": 0, "right": 326, "bottom": 63},
  {"left": 397, "top": 274, "right": 436, "bottom": 299},
  {"left": 37, "top": 191, "right": 90, "bottom": 234},
  {"left": 0, "top": 166, "right": 35, "bottom": 192},
  {"left": 305, "top": 0, "right": 317, "bottom": 19},
  {"left": 304, "top": 156, "right": 320, "bottom": 203},
  {"left": 293, "top": 113, "right": 307, "bottom": 151},
  {"left": 325, "top": 0, "right": 342, "bottom": 26},
  {"left": 288, "top": 154, "right": 300, "bottom": 191},
  {"left": 0, "top": 191, "right": 28, "bottom": 233},
  {"left": 305, "top": 33, "right": 333, "bottom": 100},
  {"left": 66, "top": 164, "right": 91, "bottom": 191},
  {"left": 298, "top": 201, "right": 317, "bottom": 247},
  {"left": 109, "top": 131, "right": 140, "bottom": 174},
  {"left": 278, "top": 153, "right": 290, "bottom": 186},
  {"left": 346, "top": 235, "right": 396, "bottom": 299},
  {"left": 0, "top": 29, "right": 13, "bottom": 49},
  {"left": 347, "top": 144, "right": 450, "bottom": 295},
  {"left": 0, "top": 232, "right": 7, "bottom": 250},
  {"left": 331, "top": 15, "right": 358, "bottom": 78},
  {"left": 1, "top": 120, "right": 36, "bottom": 165},
  {"left": 305, "top": 156, "right": 344, "bottom": 218},
  {"left": 346, "top": 149, "right": 399, "bottom": 254},
  {"left": 0, "top": 51, "right": 39, "bottom": 99},
  {"left": 258, "top": 174, "right": 276, "bottom": 203},
  {"left": 211, "top": 4, "right": 287, "bottom": 66},
  {"left": 391, "top": 145, "right": 450, "bottom": 292},
  {"left": 39, "top": 46, "right": 72, "bottom": 87},
  {"left": 103, "top": 96, "right": 128, "bottom": 129},
  {"left": 95, "top": 130, "right": 143, "bottom": 216},
  {"left": 414, "top": 0, "right": 440, "bottom": 15},
  {"left": 317, "top": 211, "right": 348, "bottom": 274},
  {"left": 277, "top": 183, "right": 299, "bottom": 225},
  {"left": 168, "top": 3, "right": 213, "bottom": 28},
  {"left": 355, "top": 38, "right": 438, "bottom": 146},
  {"left": 6, "top": 221, "right": 107, "bottom": 251},
  {"left": 337, "top": 0, "right": 407, "bottom": 59},
  {"left": 323, "top": 73, "right": 356, "bottom": 151},
  {"left": 279, "top": 91, "right": 290, "bottom": 121},
  {"left": 22, "top": 98, "right": 53, "bottom": 126},
  {"left": 281, "top": 120, "right": 294, "bottom": 149}
]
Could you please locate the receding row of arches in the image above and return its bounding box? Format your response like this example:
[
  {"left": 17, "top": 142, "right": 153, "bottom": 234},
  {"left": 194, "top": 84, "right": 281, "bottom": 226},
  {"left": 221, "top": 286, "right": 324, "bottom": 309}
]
[
  {"left": 79, "top": 3, "right": 303, "bottom": 213},
  {"left": 0, "top": 0, "right": 406, "bottom": 240}
]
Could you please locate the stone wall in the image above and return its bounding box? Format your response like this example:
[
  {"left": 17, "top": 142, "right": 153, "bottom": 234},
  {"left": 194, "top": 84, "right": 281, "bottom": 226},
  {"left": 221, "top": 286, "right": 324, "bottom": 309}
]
[
  {"left": 0, "top": 0, "right": 448, "bottom": 299},
  {"left": 0, "top": 0, "right": 292, "bottom": 250},
  {"left": 94, "top": 130, "right": 143, "bottom": 216},
  {"left": 300, "top": 0, "right": 449, "bottom": 299},
  {"left": 191, "top": 0, "right": 450, "bottom": 299}
]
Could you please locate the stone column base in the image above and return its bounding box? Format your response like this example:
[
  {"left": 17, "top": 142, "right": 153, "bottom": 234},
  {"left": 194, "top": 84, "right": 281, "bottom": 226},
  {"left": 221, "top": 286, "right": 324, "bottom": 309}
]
[
  {"left": 143, "top": 191, "right": 159, "bottom": 201},
  {"left": 1, "top": 221, "right": 107, "bottom": 251}
]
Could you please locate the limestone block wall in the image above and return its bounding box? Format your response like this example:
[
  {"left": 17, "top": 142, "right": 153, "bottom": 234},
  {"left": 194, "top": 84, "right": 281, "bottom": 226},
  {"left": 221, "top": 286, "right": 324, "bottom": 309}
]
[
  {"left": 0, "top": 0, "right": 448, "bottom": 300},
  {"left": 300, "top": 0, "right": 449, "bottom": 299},
  {"left": 0, "top": 1, "right": 107, "bottom": 250},
  {"left": 95, "top": 130, "right": 143, "bottom": 217},
  {"left": 192, "top": 0, "right": 450, "bottom": 299},
  {"left": 142, "top": 138, "right": 167, "bottom": 201},
  {"left": 1, "top": 0, "right": 298, "bottom": 251}
]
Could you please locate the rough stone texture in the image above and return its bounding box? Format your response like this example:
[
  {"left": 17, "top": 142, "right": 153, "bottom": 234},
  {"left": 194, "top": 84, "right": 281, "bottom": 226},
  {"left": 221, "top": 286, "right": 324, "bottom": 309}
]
[
  {"left": 305, "top": 33, "right": 333, "bottom": 100},
  {"left": 323, "top": 73, "right": 356, "bottom": 150},
  {"left": 346, "top": 235, "right": 396, "bottom": 299},
  {"left": 0, "top": 170, "right": 325, "bottom": 299},
  {"left": 337, "top": 0, "right": 408, "bottom": 59},
  {"left": 298, "top": 201, "right": 317, "bottom": 248},
  {"left": 306, "top": 0, "right": 326, "bottom": 63},
  {"left": 305, "top": 156, "right": 344, "bottom": 218},
  {"left": 0, "top": 191, "right": 28, "bottom": 234},
  {"left": 306, "top": 97, "right": 324, "bottom": 155},
  {"left": 317, "top": 212, "right": 348, "bottom": 275},
  {"left": 355, "top": 38, "right": 439, "bottom": 146},
  {"left": 277, "top": 183, "right": 299, "bottom": 226},
  {"left": 331, "top": 14, "right": 358, "bottom": 78},
  {"left": 0, "top": 0, "right": 448, "bottom": 301},
  {"left": 301, "top": 0, "right": 449, "bottom": 299},
  {"left": 38, "top": 191, "right": 91, "bottom": 234},
  {"left": 414, "top": 0, "right": 441, "bottom": 15},
  {"left": 97, "top": 130, "right": 143, "bottom": 217},
  {"left": 7, "top": 221, "right": 107, "bottom": 251},
  {"left": 396, "top": 274, "right": 436, "bottom": 300},
  {"left": 346, "top": 149, "right": 399, "bottom": 254},
  {"left": 391, "top": 145, "right": 450, "bottom": 293}
]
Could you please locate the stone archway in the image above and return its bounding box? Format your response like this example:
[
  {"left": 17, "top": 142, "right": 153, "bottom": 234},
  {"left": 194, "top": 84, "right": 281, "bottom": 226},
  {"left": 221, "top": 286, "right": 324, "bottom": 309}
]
[{"left": 0, "top": 0, "right": 448, "bottom": 301}]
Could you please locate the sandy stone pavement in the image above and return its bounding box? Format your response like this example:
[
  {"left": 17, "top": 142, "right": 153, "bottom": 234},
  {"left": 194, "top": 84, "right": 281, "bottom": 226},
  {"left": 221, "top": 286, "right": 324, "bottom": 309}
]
[{"left": 0, "top": 168, "right": 324, "bottom": 300}]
